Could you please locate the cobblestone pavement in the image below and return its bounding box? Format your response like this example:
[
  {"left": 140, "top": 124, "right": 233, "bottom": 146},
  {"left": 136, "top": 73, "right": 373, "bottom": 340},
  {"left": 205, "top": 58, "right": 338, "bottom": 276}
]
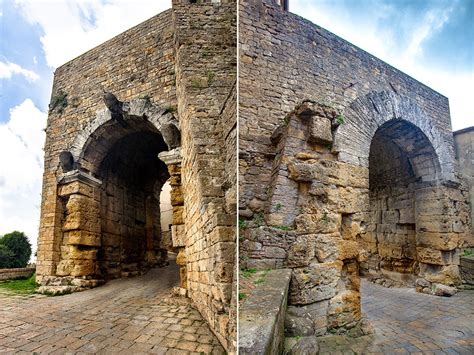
[
  {"left": 0, "top": 258, "right": 225, "bottom": 354},
  {"left": 318, "top": 279, "right": 474, "bottom": 354}
]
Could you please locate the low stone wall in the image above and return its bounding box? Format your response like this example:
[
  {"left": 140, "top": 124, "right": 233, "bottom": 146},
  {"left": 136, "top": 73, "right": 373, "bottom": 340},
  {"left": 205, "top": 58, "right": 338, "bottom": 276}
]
[
  {"left": 239, "top": 269, "right": 292, "bottom": 354},
  {"left": 0, "top": 267, "right": 36, "bottom": 281}
]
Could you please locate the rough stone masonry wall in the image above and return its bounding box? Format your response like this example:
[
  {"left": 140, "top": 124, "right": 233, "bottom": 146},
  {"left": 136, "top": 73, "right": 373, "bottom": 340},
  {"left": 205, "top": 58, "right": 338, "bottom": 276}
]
[
  {"left": 239, "top": 0, "right": 471, "bottom": 337},
  {"left": 37, "top": 10, "right": 176, "bottom": 281},
  {"left": 37, "top": 3, "right": 237, "bottom": 351},
  {"left": 454, "top": 127, "right": 474, "bottom": 243},
  {"left": 173, "top": 3, "right": 237, "bottom": 351}
]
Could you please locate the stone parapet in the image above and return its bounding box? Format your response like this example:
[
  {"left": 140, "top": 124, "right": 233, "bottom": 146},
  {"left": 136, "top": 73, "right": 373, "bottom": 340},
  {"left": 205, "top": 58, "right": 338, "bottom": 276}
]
[{"left": 239, "top": 269, "right": 292, "bottom": 354}]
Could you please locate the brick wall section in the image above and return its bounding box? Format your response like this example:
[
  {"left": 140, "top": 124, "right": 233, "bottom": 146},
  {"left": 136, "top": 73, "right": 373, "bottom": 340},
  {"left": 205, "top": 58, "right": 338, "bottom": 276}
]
[
  {"left": 0, "top": 268, "right": 36, "bottom": 281},
  {"left": 173, "top": 4, "right": 236, "bottom": 350}
]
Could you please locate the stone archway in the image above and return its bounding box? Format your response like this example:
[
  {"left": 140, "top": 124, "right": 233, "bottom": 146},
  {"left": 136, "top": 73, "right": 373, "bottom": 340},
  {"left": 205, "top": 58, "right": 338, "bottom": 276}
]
[
  {"left": 38, "top": 98, "right": 186, "bottom": 293},
  {"left": 338, "top": 92, "right": 468, "bottom": 294},
  {"left": 259, "top": 91, "right": 470, "bottom": 338},
  {"left": 362, "top": 119, "right": 445, "bottom": 286}
]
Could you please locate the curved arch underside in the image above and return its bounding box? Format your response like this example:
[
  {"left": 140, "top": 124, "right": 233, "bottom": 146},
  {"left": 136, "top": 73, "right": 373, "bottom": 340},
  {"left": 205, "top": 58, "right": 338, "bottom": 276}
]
[
  {"left": 334, "top": 90, "right": 457, "bottom": 183},
  {"left": 70, "top": 98, "right": 179, "bottom": 175}
]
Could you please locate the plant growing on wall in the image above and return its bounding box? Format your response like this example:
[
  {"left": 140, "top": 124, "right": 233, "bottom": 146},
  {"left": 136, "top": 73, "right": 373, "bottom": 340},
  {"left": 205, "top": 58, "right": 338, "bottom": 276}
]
[
  {"left": 336, "top": 114, "right": 345, "bottom": 125},
  {"left": 49, "top": 90, "right": 68, "bottom": 114}
]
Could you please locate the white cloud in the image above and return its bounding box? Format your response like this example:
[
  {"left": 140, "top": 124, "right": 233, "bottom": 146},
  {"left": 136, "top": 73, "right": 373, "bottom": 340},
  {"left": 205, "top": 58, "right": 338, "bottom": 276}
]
[
  {"left": 0, "top": 99, "right": 47, "bottom": 258},
  {"left": 15, "top": 0, "right": 172, "bottom": 69},
  {"left": 291, "top": 1, "right": 473, "bottom": 131},
  {"left": 0, "top": 60, "right": 40, "bottom": 82}
]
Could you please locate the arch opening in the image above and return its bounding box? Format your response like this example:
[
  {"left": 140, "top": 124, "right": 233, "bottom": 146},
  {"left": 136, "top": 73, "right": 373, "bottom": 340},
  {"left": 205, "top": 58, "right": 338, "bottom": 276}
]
[
  {"left": 363, "top": 119, "right": 442, "bottom": 285},
  {"left": 96, "top": 130, "right": 171, "bottom": 279}
]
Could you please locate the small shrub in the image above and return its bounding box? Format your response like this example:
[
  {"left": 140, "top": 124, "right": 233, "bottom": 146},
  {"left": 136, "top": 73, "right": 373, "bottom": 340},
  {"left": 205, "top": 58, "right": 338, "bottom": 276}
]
[
  {"left": 239, "top": 255, "right": 249, "bottom": 261},
  {"left": 191, "top": 78, "right": 206, "bottom": 89},
  {"left": 321, "top": 211, "right": 329, "bottom": 224},
  {"left": 70, "top": 97, "right": 80, "bottom": 108},
  {"left": 139, "top": 94, "right": 151, "bottom": 101},
  {"left": 207, "top": 70, "right": 215, "bottom": 85},
  {"left": 239, "top": 292, "right": 246, "bottom": 301},
  {"left": 164, "top": 105, "right": 177, "bottom": 114},
  {"left": 253, "top": 212, "right": 265, "bottom": 227},
  {"left": 274, "top": 203, "right": 283, "bottom": 212},
  {"left": 239, "top": 218, "right": 247, "bottom": 231},
  {"left": 463, "top": 249, "right": 473, "bottom": 257},
  {"left": 49, "top": 90, "right": 68, "bottom": 114},
  {"left": 336, "top": 114, "right": 345, "bottom": 125}
]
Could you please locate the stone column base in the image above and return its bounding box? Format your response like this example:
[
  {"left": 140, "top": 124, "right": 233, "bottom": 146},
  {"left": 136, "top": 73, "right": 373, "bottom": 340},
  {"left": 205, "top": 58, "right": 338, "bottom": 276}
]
[{"left": 37, "top": 276, "right": 104, "bottom": 295}]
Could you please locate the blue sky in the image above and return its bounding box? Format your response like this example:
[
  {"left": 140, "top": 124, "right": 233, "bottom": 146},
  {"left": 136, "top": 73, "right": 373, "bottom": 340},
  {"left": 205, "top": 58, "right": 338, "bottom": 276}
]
[
  {"left": 291, "top": 0, "right": 473, "bottom": 129},
  {"left": 0, "top": 0, "right": 472, "bottom": 255}
]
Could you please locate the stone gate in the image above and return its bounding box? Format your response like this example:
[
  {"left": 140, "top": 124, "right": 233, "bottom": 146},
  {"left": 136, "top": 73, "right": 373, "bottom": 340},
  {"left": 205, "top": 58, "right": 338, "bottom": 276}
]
[
  {"left": 36, "top": 1, "right": 236, "bottom": 351},
  {"left": 239, "top": 0, "right": 473, "bottom": 337}
]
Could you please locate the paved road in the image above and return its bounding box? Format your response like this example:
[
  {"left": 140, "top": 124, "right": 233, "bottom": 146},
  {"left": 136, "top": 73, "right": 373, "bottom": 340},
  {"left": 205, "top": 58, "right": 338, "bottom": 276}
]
[
  {"left": 0, "top": 258, "right": 224, "bottom": 354},
  {"left": 318, "top": 279, "right": 474, "bottom": 354}
]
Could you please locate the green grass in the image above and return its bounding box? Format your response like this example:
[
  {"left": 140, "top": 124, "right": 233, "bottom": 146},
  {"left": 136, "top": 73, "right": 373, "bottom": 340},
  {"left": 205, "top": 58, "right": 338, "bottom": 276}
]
[
  {"left": 463, "top": 249, "right": 473, "bottom": 257},
  {"left": 0, "top": 274, "right": 37, "bottom": 295},
  {"left": 241, "top": 268, "right": 257, "bottom": 278}
]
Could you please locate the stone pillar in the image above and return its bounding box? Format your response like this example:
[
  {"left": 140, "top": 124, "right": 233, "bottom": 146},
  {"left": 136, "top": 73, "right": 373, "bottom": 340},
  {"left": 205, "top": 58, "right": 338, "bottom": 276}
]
[
  {"left": 414, "top": 183, "right": 468, "bottom": 293},
  {"left": 158, "top": 148, "right": 187, "bottom": 289},
  {"left": 39, "top": 171, "right": 103, "bottom": 294}
]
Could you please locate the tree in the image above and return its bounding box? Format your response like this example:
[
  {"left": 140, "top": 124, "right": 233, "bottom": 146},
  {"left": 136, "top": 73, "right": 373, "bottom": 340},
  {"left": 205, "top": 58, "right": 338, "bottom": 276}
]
[
  {"left": 0, "top": 244, "right": 15, "bottom": 268},
  {"left": 0, "top": 231, "right": 32, "bottom": 268}
]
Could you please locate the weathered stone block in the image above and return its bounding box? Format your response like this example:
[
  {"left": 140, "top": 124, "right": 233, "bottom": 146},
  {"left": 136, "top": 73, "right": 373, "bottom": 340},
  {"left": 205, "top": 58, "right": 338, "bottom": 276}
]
[
  {"left": 327, "top": 290, "right": 361, "bottom": 330},
  {"left": 289, "top": 261, "right": 343, "bottom": 305},
  {"left": 171, "top": 224, "right": 186, "bottom": 247},
  {"left": 294, "top": 211, "right": 340, "bottom": 234},
  {"left": 382, "top": 210, "right": 399, "bottom": 224},
  {"left": 58, "top": 181, "right": 93, "bottom": 198},
  {"left": 287, "top": 160, "right": 320, "bottom": 182},
  {"left": 416, "top": 231, "right": 459, "bottom": 251},
  {"left": 432, "top": 283, "right": 457, "bottom": 296},
  {"left": 417, "top": 247, "right": 459, "bottom": 266},
  {"left": 265, "top": 246, "right": 286, "bottom": 259},
  {"left": 64, "top": 231, "right": 101, "bottom": 247},
  {"left": 56, "top": 260, "right": 74, "bottom": 276},
  {"left": 172, "top": 206, "right": 184, "bottom": 224},
  {"left": 68, "top": 246, "right": 98, "bottom": 260},
  {"left": 420, "top": 264, "right": 461, "bottom": 286},
  {"left": 286, "top": 235, "right": 316, "bottom": 267},
  {"left": 416, "top": 215, "right": 453, "bottom": 233},
  {"left": 71, "top": 260, "right": 97, "bottom": 277},
  {"left": 285, "top": 301, "right": 329, "bottom": 337},
  {"left": 309, "top": 116, "right": 332, "bottom": 145}
]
